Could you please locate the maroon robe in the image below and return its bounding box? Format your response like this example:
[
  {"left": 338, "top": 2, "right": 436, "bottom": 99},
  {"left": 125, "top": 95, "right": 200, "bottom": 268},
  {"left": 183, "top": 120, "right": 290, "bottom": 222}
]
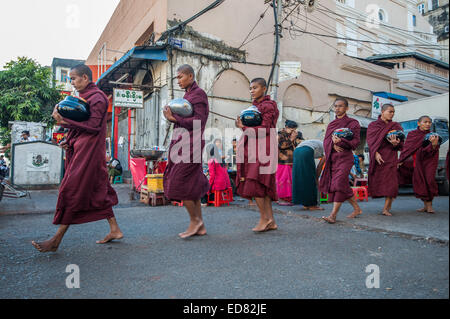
[
  {"left": 319, "top": 115, "right": 361, "bottom": 203},
  {"left": 398, "top": 128, "right": 440, "bottom": 201},
  {"left": 163, "top": 81, "right": 210, "bottom": 201},
  {"left": 54, "top": 82, "right": 118, "bottom": 225},
  {"left": 236, "top": 95, "right": 279, "bottom": 201},
  {"left": 367, "top": 118, "right": 404, "bottom": 198}
]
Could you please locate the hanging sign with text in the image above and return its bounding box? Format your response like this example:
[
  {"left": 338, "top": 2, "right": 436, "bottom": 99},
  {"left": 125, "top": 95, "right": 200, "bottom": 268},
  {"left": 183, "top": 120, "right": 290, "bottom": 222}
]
[{"left": 113, "top": 89, "right": 144, "bottom": 108}]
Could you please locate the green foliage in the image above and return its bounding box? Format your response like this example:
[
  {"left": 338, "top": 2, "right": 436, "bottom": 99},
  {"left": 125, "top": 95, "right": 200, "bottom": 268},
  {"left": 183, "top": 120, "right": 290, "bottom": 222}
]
[{"left": 0, "top": 57, "right": 63, "bottom": 146}]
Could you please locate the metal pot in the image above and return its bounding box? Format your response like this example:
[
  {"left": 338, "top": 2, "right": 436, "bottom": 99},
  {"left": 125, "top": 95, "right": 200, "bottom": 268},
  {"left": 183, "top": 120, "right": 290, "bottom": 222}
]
[{"left": 168, "top": 98, "right": 193, "bottom": 117}]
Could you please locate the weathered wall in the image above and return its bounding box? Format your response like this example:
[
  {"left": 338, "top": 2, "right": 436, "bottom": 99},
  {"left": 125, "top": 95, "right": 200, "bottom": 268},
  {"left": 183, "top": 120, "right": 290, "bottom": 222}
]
[
  {"left": 9, "top": 121, "right": 47, "bottom": 144},
  {"left": 11, "top": 142, "right": 63, "bottom": 187}
]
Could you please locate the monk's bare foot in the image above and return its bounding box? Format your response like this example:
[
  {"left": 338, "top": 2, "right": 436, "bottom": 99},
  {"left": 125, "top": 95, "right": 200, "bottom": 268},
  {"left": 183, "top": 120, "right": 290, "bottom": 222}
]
[
  {"left": 426, "top": 209, "right": 435, "bottom": 214},
  {"left": 178, "top": 222, "right": 205, "bottom": 239},
  {"left": 96, "top": 231, "right": 123, "bottom": 244},
  {"left": 252, "top": 219, "right": 275, "bottom": 232},
  {"left": 267, "top": 221, "right": 278, "bottom": 231},
  {"left": 306, "top": 206, "right": 325, "bottom": 211},
  {"left": 322, "top": 216, "right": 336, "bottom": 224},
  {"left": 347, "top": 209, "right": 362, "bottom": 219},
  {"left": 382, "top": 210, "right": 393, "bottom": 216},
  {"left": 195, "top": 224, "right": 207, "bottom": 236},
  {"left": 417, "top": 207, "right": 427, "bottom": 212},
  {"left": 31, "top": 240, "right": 59, "bottom": 253}
]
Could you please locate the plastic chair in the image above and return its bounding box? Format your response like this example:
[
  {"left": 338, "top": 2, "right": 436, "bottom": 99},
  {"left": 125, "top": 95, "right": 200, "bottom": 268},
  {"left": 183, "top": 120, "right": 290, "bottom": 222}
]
[
  {"left": 172, "top": 201, "right": 184, "bottom": 206},
  {"left": 320, "top": 192, "right": 328, "bottom": 203},
  {"left": 351, "top": 186, "right": 368, "bottom": 202},
  {"left": 207, "top": 188, "right": 233, "bottom": 207},
  {"left": 113, "top": 175, "right": 123, "bottom": 184}
]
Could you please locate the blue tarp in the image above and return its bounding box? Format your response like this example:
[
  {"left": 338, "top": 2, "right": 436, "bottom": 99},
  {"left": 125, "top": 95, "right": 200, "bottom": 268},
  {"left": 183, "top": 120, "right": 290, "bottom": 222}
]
[{"left": 373, "top": 91, "right": 408, "bottom": 102}]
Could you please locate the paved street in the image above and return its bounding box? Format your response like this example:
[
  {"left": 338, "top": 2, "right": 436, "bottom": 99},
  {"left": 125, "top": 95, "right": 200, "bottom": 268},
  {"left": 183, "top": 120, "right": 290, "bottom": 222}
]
[{"left": 0, "top": 186, "right": 448, "bottom": 299}]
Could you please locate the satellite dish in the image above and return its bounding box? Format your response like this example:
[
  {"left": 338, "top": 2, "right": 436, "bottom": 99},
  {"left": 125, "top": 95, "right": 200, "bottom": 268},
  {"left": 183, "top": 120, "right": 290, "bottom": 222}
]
[{"left": 306, "top": 0, "right": 317, "bottom": 12}]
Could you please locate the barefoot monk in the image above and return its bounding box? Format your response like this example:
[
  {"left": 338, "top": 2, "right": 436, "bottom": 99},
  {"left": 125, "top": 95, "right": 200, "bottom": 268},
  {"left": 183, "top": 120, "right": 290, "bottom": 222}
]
[
  {"left": 235, "top": 78, "right": 279, "bottom": 232},
  {"left": 320, "top": 98, "right": 362, "bottom": 224},
  {"left": 367, "top": 104, "right": 404, "bottom": 216},
  {"left": 163, "top": 64, "right": 210, "bottom": 238},
  {"left": 398, "top": 116, "right": 440, "bottom": 214},
  {"left": 32, "top": 64, "right": 123, "bottom": 252}
]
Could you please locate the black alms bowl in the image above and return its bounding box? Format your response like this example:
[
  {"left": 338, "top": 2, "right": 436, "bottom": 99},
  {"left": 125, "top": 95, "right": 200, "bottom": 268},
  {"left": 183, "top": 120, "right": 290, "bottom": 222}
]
[
  {"left": 240, "top": 106, "right": 262, "bottom": 127},
  {"left": 57, "top": 96, "right": 91, "bottom": 122},
  {"left": 332, "top": 128, "right": 353, "bottom": 140},
  {"left": 386, "top": 130, "right": 405, "bottom": 142},
  {"left": 423, "top": 133, "right": 443, "bottom": 147}
]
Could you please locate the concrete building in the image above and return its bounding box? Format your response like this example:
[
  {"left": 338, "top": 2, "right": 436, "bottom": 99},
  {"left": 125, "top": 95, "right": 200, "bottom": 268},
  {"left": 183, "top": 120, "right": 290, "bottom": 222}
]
[
  {"left": 85, "top": 0, "right": 448, "bottom": 170},
  {"left": 418, "top": 0, "right": 449, "bottom": 62},
  {"left": 51, "top": 58, "right": 85, "bottom": 94}
]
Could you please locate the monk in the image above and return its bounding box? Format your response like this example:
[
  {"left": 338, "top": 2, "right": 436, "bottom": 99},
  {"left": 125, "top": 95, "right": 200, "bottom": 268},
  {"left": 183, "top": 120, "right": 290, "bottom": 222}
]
[
  {"left": 367, "top": 104, "right": 404, "bottom": 216},
  {"left": 320, "top": 98, "right": 362, "bottom": 224},
  {"left": 163, "top": 64, "right": 210, "bottom": 238},
  {"left": 235, "top": 78, "right": 279, "bottom": 232},
  {"left": 398, "top": 116, "right": 440, "bottom": 213},
  {"left": 32, "top": 64, "right": 123, "bottom": 252}
]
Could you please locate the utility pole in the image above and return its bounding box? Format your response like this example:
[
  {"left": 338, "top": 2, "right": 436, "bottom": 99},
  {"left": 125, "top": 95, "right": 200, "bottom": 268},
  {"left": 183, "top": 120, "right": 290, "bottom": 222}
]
[{"left": 269, "top": 0, "right": 283, "bottom": 102}]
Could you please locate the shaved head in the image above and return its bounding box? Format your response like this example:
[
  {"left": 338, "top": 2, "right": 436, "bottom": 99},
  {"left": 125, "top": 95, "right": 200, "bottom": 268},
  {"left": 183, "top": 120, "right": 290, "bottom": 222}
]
[
  {"left": 177, "top": 64, "right": 195, "bottom": 79},
  {"left": 381, "top": 103, "right": 395, "bottom": 112},
  {"left": 251, "top": 78, "right": 267, "bottom": 88},
  {"left": 418, "top": 115, "right": 432, "bottom": 123},
  {"left": 70, "top": 64, "right": 93, "bottom": 82}
]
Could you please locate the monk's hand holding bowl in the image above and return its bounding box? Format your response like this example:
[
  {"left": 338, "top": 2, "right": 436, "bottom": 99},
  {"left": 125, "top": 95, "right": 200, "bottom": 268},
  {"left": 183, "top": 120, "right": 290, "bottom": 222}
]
[
  {"left": 430, "top": 135, "right": 439, "bottom": 148},
  {"left": 332, "top": 135, "right": 341, "bottom": 144},
  {"left": 235, "top": 116, "right": 244, "bottom": 129},
  {"left": 163, "top": 106, "right": 176, "bottom": 123},
  {"left": 375, "top": 152, "right": 385, "bottom": 165},
  {"left": 388, "top": 135, "right": 400, "bottom": 147},
  {"left": 52, "top": 105, "right": 68, "bottom": 125}
]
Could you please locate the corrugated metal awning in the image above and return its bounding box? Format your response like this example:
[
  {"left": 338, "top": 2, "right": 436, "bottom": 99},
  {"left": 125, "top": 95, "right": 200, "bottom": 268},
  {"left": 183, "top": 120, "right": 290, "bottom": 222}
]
[{"left": 96, "top": 46, "right": 168, "bottom": 95}]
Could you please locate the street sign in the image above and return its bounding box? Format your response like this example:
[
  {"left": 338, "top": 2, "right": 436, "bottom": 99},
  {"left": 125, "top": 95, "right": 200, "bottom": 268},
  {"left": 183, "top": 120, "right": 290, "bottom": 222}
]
[{"left": 113, "top": 89, "right": 144, "bottom": 108}]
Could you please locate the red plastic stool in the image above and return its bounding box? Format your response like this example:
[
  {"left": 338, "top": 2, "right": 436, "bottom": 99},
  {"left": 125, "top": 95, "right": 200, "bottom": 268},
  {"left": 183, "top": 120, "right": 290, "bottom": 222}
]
[
  {"left": 208, "top": 188, "right": 233, "bottom": 207},
  {"left": 351, "top": 187, "right": 368, "bottom": 202},
  {"left": 172, "top": 201, "right": 184, "bottom": 206}
]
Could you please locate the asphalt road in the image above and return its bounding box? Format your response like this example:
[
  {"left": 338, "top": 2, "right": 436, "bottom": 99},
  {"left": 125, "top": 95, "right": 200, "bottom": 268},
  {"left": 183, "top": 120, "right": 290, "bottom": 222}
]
[{"left": 0, "top": 201, "right": 448, "bottom": 299}]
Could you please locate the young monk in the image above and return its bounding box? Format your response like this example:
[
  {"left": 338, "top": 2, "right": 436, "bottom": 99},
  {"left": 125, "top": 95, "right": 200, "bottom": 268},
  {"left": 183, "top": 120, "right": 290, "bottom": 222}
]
[
  {"left": 398, "top": 116, "right": 440, "bottom": 213},
  {"left": 163, "top": 64, "right": 210, "bottom": 238},
  {"left": 320, "top": 98, "right": 362, "bottom": 224},
  {"left": 367, "top": 104, "right": 404, "bottom": 216},
  {"left": 32, "top": 64, "right": 123, "bottom": 252},
  {"left": 235, "top": 78, "right": 279, "bottom": 232}
]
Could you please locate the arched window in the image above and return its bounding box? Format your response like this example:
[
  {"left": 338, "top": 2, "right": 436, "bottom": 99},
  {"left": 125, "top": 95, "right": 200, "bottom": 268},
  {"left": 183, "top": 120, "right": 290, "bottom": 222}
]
[{"left": 378, "top": 9, "right": 387, "bottom": 22}]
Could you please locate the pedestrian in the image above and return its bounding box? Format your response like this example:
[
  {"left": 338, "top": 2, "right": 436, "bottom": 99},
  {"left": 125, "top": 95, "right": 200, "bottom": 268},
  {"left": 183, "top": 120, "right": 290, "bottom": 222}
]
[
  {"left": 235, "top": 78, "right": 279, "bottom": 232},
  {"left": 398, "top": 115, "right": 440, "bottom": 213},
  {"left": 20, "top": 130, "right": 36, "bottom": 142},
  {"left": 320, "top": 97, "right": 363, "bottom": 224},
  {"left": 292, "top": 139, "right": 325, "bottom": 210},
  {"left": 32, "top": 64, "right": 123, "bottom": 253},
  {"left": 295, "top": 131, "right": 304, "bottom": 146},
  {"left": 276, "top": 120, "right": 299, "bottom": 205},
  {"left": 163, "top": 64, "right": 210, "bottom": 238},
  {"left": 357, "top": 154, "right": 366, "bottom": 175},
  {"left": 202, "top": 147, "right": 231, "bottom": 206},
  {"left": 367, "top": 103, "right": 404, "bottom": 216},
  {"left": 107, "top": 155, "right": 123, "bottom": 184}
]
